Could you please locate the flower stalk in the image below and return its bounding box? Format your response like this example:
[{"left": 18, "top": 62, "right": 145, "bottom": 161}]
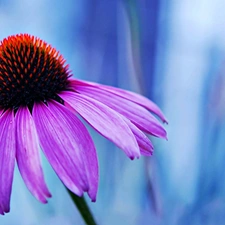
[{"left": 67, "top": 188, "right": 97, "bottom": 225}]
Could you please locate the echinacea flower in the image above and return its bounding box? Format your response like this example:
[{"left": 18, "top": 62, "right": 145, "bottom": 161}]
[{"left": 0, "top": 34, "right": 167, "bottom": 214}]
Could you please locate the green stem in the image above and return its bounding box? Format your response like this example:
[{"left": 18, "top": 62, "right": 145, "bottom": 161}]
[{"left": 67, "top": 188, "right": 97, "bottom": 225}]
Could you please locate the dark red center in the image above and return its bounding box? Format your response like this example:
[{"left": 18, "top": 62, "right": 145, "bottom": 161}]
[{"left": 0, "top": 34, "right": 71, "bottom": 110}]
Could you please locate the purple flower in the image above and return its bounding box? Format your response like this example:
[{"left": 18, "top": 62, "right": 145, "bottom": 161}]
[{"left": 0, "top": 34, "right": 167, "bottom": 214}]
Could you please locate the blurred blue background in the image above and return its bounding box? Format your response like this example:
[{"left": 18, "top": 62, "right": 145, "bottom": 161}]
[{"left": 0, "top": 0, "right": 225, "bottom": 224}]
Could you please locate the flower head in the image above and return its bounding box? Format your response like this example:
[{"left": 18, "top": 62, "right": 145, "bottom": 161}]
[{"left": 0, "top": 34, "right": 167, "bottom": 214}]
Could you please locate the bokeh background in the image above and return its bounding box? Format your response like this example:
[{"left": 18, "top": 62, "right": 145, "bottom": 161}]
[{"left": 0, "top": 0, "right": 225, "bottom": 224}]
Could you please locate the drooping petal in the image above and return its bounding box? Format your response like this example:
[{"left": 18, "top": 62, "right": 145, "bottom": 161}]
[
  {"left": 125, "top": 119, "right": 154, "bottom": 156},
  {"left": 69, "top": 83, "right": 167, "bottom": 139},
  {"left": 60, "top": 91, "right": 140, "bottom": 159},
  {"left": 33, "top": 101, "right": 98, "bottom": 201},
  {"left": 0, "top": 205, "right": 4, "bottom": 215},
  {"left": 100, "top": 86, "right": 168, "bottom": 123},
  {"left": 70, "top": 79, "right": 167, "bottom": 123},
  {"left": 0, "top": 110, "right": 16, "bottom": 213},
  {"left": 15, "top": 107, "right": 51, "bottom": 203}
]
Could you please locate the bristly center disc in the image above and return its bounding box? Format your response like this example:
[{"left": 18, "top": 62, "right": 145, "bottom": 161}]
[{"left": 0, "top": 34, "right": 71, "bottom": 110}]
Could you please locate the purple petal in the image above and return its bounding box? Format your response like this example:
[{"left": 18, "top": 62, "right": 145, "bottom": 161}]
[
  {"left": 125, "top": 119, "right": 154, "bottom": 156},
  {"left": 97, "top": 85, "right": 168, "bottom": 123},
  {"left": 0, "top": 110, "right": 15, "bottom": 213},
  {"left": 15, "top": 107, "right": 51, "bottom": 203},
  {"left": 60, "top": 91, "right": 140, "bottom": 159},
  {"left": 0, "top": 206, "right": 4, "bottom": 215},
  {"left": 69, "top": 79, "right": 168, "bottom": 123},
  {"left": 69, "top": 82, "right": 167, "bottom": 139},
  {"left": 33, "top": 101, "right": 98, "bottom": 201}
]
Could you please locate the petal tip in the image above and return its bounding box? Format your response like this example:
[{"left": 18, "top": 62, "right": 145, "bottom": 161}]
[
  {"left": 163, "top": 119, "right": 169, "bottom": 124},
  {"left": 160, "top": 130, "right": 168, "bottom": 140},
  {"left": 88, "top": 190, "right": 97, "bottom": 202},
  {"left": 129, "top": 154, "right": 140, "bottom": 160},
  {"left": 3, "top": 207, "right": 10, "bottom": 214},
  {"left": 42, "top": 199, "right": 48, "bottom": 204},
  {"left": 38, "top": 194, "right": 51, "bottom": 204},
  {"left": 90, "top": 196, "right": 97, "bottom": 202},
  {"left": 0, "top": 206, "right": 5, "bottom": 215},
  {"left": 46, "top": 192, "right": 52, "bottom": 198}
]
